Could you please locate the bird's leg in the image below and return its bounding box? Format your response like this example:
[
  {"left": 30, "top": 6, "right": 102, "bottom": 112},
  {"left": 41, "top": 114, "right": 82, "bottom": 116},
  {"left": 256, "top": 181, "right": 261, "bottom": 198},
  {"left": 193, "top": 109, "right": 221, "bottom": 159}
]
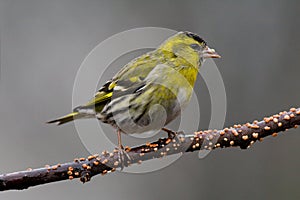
[
  {"left": 117, "top": 128, "right": 123, "bottom": 149},
  {"left": 116, "top": 129, "right": 132, "bottom": 170},
  {"left": 161, "top": 127, "right": 177, "bottom": 138},
  {"left": 161, "top": 127, "right": 185, "bottom": 144}
]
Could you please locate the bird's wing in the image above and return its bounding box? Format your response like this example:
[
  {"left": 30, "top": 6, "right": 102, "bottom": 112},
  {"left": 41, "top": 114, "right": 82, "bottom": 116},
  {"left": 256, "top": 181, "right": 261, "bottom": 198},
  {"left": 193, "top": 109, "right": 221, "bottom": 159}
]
[
  {"left": 74, "top": 80, "right": 116, "bottom": 113},
  {"left": 75, "top": 51, "right": 162, "bottom": 113}
]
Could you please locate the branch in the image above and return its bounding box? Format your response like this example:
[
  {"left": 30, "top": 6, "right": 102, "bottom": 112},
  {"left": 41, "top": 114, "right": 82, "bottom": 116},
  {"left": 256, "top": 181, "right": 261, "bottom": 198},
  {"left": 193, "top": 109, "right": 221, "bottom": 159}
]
[{"left": 0, "top": 107, "right": 299, "bottom": 191}]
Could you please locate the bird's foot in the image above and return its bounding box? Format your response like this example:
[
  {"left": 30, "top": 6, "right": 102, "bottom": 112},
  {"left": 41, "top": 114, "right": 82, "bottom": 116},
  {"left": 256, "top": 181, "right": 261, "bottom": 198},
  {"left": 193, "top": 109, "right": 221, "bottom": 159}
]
[
  {"left": 162, "top": 127, "right": 185, "bottom": 142},
  {"left": 116, "top": 146, "right": 132, "bottom": 170},
  {"left": 161, "top": 127, "right": 177, "bottom": 138}
]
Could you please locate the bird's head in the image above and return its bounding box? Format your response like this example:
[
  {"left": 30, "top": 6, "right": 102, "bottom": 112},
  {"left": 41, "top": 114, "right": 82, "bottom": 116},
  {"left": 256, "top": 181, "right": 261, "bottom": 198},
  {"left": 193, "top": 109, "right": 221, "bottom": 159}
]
[{"left": 158, "top": 31, "right": 220, "bottom": 67}]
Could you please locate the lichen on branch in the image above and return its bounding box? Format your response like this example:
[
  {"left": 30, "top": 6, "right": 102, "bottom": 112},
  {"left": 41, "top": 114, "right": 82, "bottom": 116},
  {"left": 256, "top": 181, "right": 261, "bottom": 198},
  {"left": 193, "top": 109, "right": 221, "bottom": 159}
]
[{"left": 0, "top": 107, "right": 299, "bottom": 192}]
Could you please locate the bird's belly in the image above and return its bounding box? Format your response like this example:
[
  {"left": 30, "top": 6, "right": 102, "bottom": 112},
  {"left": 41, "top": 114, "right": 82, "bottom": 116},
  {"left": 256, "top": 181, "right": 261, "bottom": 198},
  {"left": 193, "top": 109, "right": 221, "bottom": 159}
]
[{"left": 97, "top": 91, "right": 190, "bottom": 135}]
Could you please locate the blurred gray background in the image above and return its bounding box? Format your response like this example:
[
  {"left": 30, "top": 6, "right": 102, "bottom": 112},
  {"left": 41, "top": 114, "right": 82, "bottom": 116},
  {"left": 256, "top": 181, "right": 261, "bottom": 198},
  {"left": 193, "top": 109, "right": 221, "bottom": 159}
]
[{"left": 0, "top": 0, "right": 299, "bottom": 199}]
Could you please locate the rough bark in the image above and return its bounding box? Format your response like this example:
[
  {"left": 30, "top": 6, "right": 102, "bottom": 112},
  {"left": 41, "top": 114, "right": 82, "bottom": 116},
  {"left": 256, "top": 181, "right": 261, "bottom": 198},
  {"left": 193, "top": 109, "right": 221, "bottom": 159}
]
[{"left": 0, "top": 107, "right": 299, "bottom": 191}]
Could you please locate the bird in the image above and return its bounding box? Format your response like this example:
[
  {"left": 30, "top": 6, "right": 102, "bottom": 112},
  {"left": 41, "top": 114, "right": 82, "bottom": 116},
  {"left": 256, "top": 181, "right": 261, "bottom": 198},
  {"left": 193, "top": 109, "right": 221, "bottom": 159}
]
[{"left": 48, "top": 31, "right": 220, "bottom": 165}]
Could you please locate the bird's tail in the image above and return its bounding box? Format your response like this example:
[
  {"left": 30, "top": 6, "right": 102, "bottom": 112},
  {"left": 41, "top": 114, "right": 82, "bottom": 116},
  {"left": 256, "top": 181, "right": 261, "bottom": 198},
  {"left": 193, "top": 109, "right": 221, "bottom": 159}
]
[{"left": 47, "top": 112, "right": 83, "bottom": 125}]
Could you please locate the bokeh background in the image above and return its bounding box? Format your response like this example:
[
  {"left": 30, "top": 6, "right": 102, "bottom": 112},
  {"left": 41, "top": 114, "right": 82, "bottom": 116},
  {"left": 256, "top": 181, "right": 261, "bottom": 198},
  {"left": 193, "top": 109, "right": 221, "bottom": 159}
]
[{"left": 1, "top": 0, "right": 299, "bottom": 199}]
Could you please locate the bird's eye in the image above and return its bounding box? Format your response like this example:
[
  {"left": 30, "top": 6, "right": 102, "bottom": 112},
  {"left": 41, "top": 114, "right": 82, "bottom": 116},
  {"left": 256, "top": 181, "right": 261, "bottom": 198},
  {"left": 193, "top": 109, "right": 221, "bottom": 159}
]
[{"left": 190, "top": 43, "right": 201, "bottom": 51}]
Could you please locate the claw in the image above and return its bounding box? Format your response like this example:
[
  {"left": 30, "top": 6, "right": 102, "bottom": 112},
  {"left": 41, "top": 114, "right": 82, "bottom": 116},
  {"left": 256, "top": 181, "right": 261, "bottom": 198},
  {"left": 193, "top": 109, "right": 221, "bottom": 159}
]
[
  {"left": 161, "top": 127, "right": 177, "bottom": 138},
  {"left": 117, "top": 146, "right": 132, "bottom": 170},
  {"left": 115, "top": 129, "right": 132, "bottom": 170},
  {"left": 162, "top": 128, "right": 185, "bottom": 143}
]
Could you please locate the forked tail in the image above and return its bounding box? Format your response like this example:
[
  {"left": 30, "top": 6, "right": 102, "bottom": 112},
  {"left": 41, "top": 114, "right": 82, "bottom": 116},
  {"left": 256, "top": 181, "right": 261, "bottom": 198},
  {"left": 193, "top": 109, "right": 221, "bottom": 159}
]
[{"left": 47, "top": 112, "right": 83, "bottom": 125}]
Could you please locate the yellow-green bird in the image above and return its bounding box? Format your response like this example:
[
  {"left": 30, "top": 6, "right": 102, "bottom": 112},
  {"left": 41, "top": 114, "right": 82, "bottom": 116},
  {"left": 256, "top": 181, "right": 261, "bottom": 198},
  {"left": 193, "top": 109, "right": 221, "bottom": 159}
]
[{"left": 48, "top": 31, "right": 220, "bottom": 162}]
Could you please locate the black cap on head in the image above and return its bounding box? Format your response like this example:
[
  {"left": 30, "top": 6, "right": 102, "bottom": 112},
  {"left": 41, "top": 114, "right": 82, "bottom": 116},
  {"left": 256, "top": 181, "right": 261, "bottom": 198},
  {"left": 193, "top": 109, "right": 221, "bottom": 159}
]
[{"left": 184, "top": 31, "right": 207, "bottom": 46}]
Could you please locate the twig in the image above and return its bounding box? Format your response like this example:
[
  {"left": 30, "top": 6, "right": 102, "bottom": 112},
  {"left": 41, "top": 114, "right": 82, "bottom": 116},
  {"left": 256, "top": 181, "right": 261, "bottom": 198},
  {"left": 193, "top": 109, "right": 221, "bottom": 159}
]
[{"left": 0, "top": 107, "right": 299, "bottom": 191}]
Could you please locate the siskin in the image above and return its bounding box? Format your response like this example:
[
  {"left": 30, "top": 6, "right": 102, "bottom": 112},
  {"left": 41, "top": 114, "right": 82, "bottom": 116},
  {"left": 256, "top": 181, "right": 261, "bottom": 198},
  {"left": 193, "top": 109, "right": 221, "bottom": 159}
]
[{"left": 48, "top": 31, "right": 220, "bottom": 164}]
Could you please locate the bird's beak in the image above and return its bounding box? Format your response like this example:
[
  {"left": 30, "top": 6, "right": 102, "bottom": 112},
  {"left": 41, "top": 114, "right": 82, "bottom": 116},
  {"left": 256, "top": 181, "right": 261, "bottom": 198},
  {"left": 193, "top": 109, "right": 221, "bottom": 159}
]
[{"left": 202, "top": 46, "right": 221, "bottom": 59}]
